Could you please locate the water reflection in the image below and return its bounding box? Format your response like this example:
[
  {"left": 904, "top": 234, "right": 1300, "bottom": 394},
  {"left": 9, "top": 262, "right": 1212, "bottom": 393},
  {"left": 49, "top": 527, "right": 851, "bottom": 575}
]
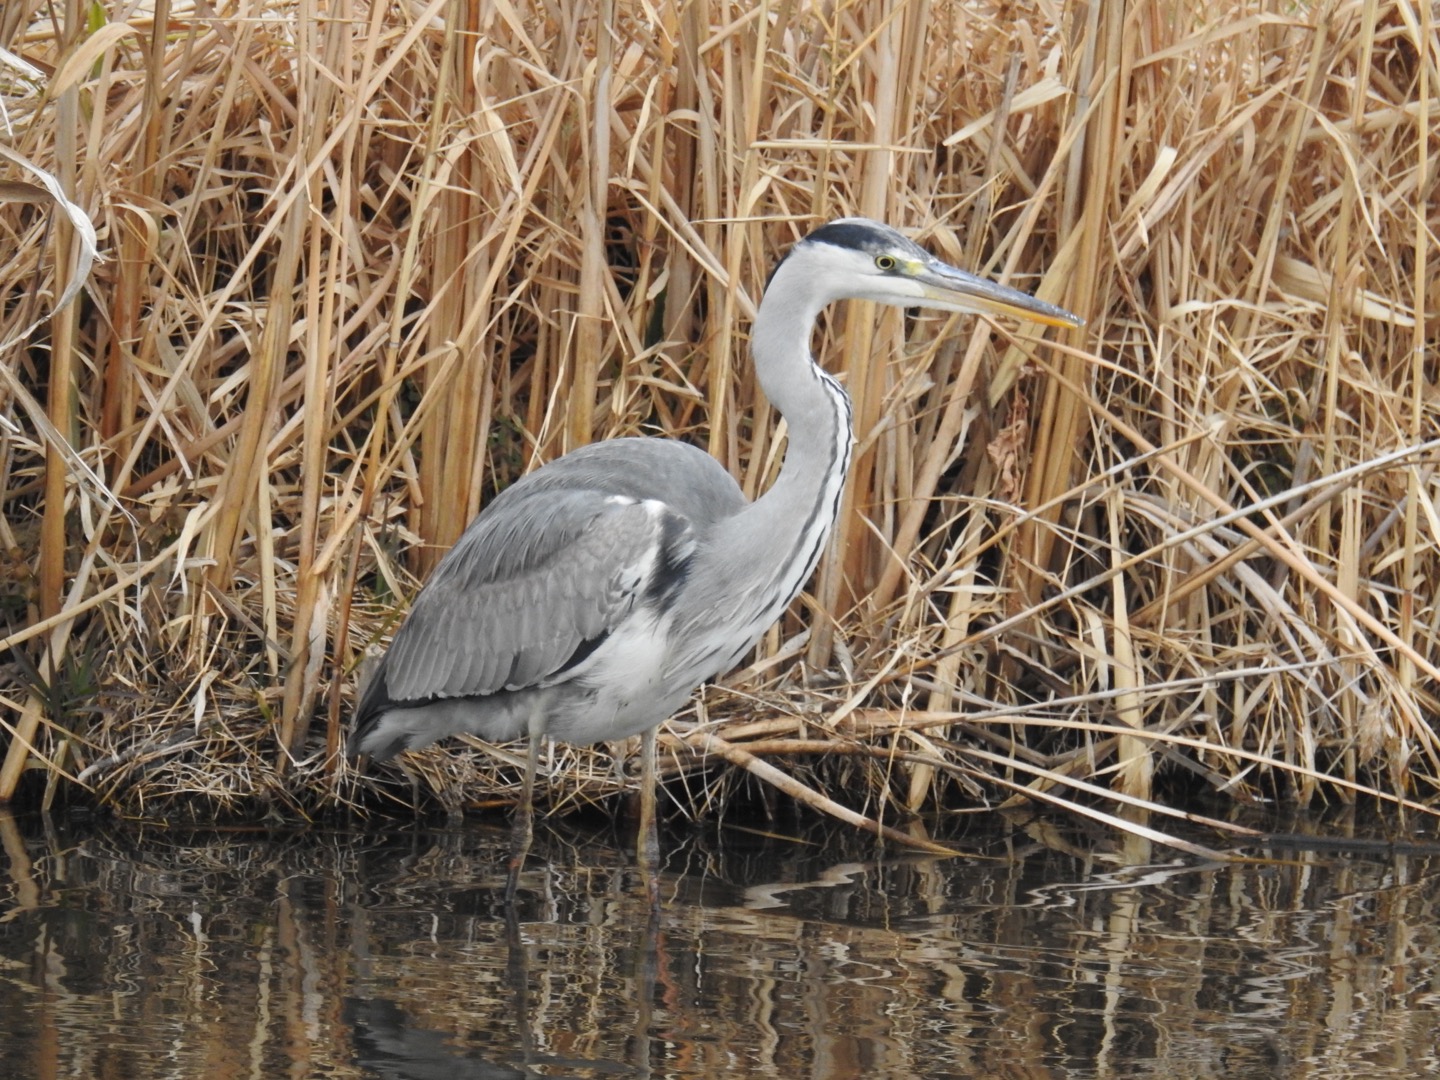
[{"left": 2, "top": 805, "right": 1438, "bottom": 1078}]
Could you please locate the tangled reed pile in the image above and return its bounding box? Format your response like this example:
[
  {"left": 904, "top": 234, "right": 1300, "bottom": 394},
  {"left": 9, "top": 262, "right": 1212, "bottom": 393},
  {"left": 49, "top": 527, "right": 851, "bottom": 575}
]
[{"left": 1, "top": 0, "right": 1436, "bottom": 850}]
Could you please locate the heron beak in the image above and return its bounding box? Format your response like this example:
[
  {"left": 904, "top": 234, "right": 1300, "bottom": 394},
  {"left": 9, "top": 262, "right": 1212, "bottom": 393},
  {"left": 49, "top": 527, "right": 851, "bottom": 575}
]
[{"left": 917, "top": 259, "right": 1084, "bottom": 329}]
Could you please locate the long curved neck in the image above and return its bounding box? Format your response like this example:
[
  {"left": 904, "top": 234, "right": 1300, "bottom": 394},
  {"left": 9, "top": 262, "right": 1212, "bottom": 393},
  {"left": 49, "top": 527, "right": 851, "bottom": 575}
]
[{"left": 714, "top": 257, "right": 854, "bottom": 614}]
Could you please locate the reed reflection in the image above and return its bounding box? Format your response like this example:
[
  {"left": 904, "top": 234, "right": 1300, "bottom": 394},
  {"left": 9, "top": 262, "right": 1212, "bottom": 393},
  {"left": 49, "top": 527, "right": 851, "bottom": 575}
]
[{"left": 1, "top": 809, "right": 1437, "bottom": 1078}]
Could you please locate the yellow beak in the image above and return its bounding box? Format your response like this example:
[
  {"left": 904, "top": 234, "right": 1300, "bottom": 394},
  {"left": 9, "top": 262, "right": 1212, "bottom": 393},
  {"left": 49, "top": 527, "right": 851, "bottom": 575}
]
[{"left": 917, "top": 259, "right": 1084, "bottom": 329}]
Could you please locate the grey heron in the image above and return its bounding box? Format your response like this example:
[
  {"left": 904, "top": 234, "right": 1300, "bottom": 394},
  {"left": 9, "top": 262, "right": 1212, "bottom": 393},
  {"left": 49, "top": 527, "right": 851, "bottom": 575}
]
[{"left": 349, "top": 217, "right": 1082, "bottom": 892}]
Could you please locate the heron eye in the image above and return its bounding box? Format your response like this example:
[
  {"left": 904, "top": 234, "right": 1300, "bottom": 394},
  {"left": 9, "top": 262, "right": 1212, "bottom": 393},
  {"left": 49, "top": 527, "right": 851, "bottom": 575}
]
[{"left": 875, "top": 254, "right": 897, "bottom": 271}]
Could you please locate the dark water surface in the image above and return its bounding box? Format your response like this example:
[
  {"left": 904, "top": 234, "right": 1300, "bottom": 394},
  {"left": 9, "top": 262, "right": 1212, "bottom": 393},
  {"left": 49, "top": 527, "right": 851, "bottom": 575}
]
[{"left": 2, "top": 805, "right": 1438, "bottom": 1078}]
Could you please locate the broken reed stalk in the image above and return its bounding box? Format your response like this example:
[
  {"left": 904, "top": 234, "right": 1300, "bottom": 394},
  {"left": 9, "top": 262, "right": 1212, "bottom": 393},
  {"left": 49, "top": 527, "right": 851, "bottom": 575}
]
[{"left": 0, "top": 0, "right": 1436, "bottom": 848}]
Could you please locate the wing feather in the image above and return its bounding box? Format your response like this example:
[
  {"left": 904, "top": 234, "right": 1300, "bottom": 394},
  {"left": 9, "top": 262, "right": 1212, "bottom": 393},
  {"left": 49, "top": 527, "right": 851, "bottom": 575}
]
[
  {"left": 349, "top": 438, "right": 745, "bottom": 755},
  {"left": 379, "top": 486, "right": 682, "bottom": 705}
]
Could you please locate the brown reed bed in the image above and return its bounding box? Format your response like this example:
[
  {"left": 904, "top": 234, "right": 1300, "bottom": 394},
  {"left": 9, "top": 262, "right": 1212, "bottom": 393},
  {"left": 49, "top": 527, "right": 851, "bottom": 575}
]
[{"left": 0, "top": 0, "right": 1437, "bottom": 852}]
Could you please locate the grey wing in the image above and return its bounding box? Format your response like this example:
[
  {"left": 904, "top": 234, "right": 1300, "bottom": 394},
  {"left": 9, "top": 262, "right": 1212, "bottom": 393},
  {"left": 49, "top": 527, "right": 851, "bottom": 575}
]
[
  {"left": 378, "top": 486, "right": 691, "bottom": 704},
  {"left": 499, "top": 437, "right": 747, "bottom": 530}
]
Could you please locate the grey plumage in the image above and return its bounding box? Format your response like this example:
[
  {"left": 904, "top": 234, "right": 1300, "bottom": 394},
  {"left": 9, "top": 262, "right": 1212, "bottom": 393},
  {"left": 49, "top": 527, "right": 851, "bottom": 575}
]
[{"left": 353, "top": 439, "right": 745, "bottom": 758}]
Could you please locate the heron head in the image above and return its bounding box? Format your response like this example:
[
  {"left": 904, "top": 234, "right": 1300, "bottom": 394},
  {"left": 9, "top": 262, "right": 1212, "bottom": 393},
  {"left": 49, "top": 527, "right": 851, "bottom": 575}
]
[{"left": 787, "top": 217, "right": 1084, "bottom": 329}]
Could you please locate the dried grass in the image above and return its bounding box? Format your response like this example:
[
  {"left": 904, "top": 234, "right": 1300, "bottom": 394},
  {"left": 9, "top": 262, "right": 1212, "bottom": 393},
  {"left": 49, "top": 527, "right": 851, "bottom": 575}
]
[{"left": 1, "top": 0, "right": 1437, "bottom": 850}]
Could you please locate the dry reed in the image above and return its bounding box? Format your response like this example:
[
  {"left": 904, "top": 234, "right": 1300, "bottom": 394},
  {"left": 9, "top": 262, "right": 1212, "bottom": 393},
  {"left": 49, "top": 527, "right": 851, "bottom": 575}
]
[{"left": 0, "top": 0, "right": 1437, "bottom": 850}]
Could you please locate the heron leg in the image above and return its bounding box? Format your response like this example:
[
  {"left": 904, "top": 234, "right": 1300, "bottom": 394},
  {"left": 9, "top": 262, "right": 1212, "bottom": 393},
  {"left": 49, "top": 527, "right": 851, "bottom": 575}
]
[
  {"left": 637, "top": 726, "right": 660, "bottom": 905},
  {"left": 505, "top": 730, "right": 542, "bottom": 904}
]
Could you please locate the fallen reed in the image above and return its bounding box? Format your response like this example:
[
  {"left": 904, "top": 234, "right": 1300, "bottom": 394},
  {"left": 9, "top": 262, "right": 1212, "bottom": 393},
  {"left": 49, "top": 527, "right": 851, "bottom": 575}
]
[{"left": 1, "top": 0, "right": 1436, "bottom": 850}]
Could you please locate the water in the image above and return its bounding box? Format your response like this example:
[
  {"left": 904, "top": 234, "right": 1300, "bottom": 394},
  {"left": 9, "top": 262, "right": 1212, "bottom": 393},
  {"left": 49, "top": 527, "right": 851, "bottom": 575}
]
[{"left": 2, "top": 806, "right": 1437, "bottom": 1078}]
